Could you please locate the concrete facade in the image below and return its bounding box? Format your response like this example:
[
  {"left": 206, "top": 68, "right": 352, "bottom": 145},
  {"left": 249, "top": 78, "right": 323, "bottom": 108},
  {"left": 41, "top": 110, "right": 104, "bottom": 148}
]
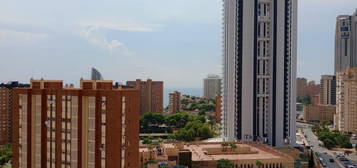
[
  {"left": 335, "top": 68, "right": 357, "bottom": 134},
  {"left": 303, "top": 104, "right": 336, "bottom": 122},
  {"left": 222, "top": 0, "right": 297, "bottom": 146},
  {"left": 126, "top": 79, "right": 163, "bottom": 114},
  {"left": 203, "top": 75, "right": 222, "bottom": 99},
  {"left": 12, "top": 79, "right": 140, "bottom": 168},
  {"left": 335, "top": 9, "right": 357, "bottom": 73},
  {"left": 319, "top": 75, "right": 336, "bottom": 105}
]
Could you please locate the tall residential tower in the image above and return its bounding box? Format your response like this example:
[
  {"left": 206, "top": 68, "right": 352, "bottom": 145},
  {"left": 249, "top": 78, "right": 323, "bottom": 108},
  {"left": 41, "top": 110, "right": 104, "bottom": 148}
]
[
  {"left": 203, "top": 74, "right": 222, "bottom": 99},
  {"left": 222, "top": 0, "right": 297, "bottom": 146},
  {"left": 335, "top": 9, "right": 357, "bottom": 73}
]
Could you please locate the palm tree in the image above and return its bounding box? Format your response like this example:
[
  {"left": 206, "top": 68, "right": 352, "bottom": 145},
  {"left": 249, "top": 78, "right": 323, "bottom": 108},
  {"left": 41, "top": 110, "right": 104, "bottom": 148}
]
[{"left": 217, "top": 159, "right": 234, "bottom": 168}]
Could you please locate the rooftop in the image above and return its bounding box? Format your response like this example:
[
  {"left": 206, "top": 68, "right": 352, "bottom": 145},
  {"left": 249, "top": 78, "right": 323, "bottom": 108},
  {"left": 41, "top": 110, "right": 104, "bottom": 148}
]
[
  {"left": 140, "top": 142, "right": 293, "bottom": 162},
  {"left": 183, "top": 143, "right": 286, "bottom": 161}
]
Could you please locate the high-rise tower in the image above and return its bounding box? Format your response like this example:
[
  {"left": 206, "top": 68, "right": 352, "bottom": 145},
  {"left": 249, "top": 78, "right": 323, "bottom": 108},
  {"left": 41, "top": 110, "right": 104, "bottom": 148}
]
[
  {"left": 335, "top": 9, "right": 357, "bottom": 73},
  {"left": 203, "top": 74, "right": 222, "bottom": 99},
  {"left": 222, "top": 0, "right": 297, "bottom": 146}
]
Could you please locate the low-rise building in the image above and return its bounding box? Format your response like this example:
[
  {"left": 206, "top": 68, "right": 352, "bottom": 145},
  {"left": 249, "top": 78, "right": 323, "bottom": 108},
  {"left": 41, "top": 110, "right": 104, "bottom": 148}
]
[
  {"left": 303, "top": 104, "right": 336, "bottom": 122},
  {"left": 139, "top": 142, "right": 294, "bottom": 168}
]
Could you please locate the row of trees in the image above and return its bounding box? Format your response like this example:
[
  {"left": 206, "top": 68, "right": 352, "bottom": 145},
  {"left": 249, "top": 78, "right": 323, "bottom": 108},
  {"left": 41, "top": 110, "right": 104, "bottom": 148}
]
[
  {"left": 140, "top": 112, "right": 195, "bottom": 133},
  {"left": 312, "top": 123, "right": 352, "bottom": 149},
  {"left": 182, "top": 102, "right": 216, "bottom": 111}
]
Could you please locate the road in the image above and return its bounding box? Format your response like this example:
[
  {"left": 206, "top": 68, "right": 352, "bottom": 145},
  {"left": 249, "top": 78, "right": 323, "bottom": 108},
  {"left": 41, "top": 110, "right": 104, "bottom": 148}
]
[{"left": 298, "top": 122, "right": 344, "bottom": 168}]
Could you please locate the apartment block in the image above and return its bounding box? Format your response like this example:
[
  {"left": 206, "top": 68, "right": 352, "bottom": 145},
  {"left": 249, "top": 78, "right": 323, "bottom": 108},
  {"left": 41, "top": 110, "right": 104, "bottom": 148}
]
[
  {"left": 296, "top": 78, "right": 320, "bottom": 100},
  {"left": 12, "top": 79, "right": 140, "bottom": 168},
  {"left": 296, "top": 78, "right": 307, "bottom": 99},
  {"left": 203, "top": 75, "right": 222, "bottom": 99},
  {"left": 168, "top": 91, "right": 181, "bottom": 114},
  {"left": 335, "top": 9, "right": 357, "bottom": 73},
  {"left": 126, "top": 79, "right": 163, "bottom": 114},
  {"left": 222, "top": 0, "right": 297, "bottom": 146},
  {"left": 319, "top": 75, "right": 336, "bottom": 105},
  {"left": 335, "top": 68, "right": 357, "bottom": 134},
  {"left": 0, "top": 81, "right": 29, "bottom": 145},
  {"left": 303, "top": 105, "right": 336, "bottom": 123}
]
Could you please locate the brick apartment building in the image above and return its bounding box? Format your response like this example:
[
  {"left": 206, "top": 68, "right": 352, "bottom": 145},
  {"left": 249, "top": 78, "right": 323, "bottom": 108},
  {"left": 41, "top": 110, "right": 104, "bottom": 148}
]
[
  {"left": 169, "top": 91, "right": 181, "bottom": 114},
  {"left": 303, "top": 105, "right": 336, "bottom": 123},
  {"left": 0, "top": 81, "right": 29, "bottom": 145},
  {"left": 12, "top": 79, "right": 140, "bottom": 168},
  {"left": 126, "top": 79, "right": 163, "bottom": 114},
  {"left": 335, "top": 68, "right": 357, "bottom": 134},
  {"left": 215, "top": 96, "right": 222, "bottom": 123}
]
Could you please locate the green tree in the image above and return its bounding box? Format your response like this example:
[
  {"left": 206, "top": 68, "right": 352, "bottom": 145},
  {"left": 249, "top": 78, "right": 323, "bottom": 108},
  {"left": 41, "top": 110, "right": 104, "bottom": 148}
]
[
  {"left": 323, "top": 138, "right": 336, "bottom": 149},
  {"left": 217, "top": 159, "right": 234, "bottom": 168},
  {"left": 198, "top": 110, "right": 206, "bottom": 116},
  {"left": 208, "top": 120, "right": 216, "bottom": 129},
  {"left": 166, "top": 112, "right": 192, "bottom": 128},
  {"left": 297, "top": 95, "right": 312, "bottom": 105},
  {"left": 0, "top": 144, "right": 12, "bottom": 166},
  {"left": 221, "top": 142, "right": 229, "bottom": 152},
  {"left": 143, "top": 137, "right": 153, "bottom": 145},
  {"left": 159, "top": 163, "right": 169, "bottom": 168},
  {"left": 198, "top": 104, "right": 216, "bottom": 111},
  {"left": 230, "top": 143, "right": 237, "bottom": 152},
  {"left": 170, "top": 120, "right": 214, "bottom": 142},
  {"left": 256, "top": 160, "right": 263, "bottom": 168},
  {"left": 194, "top": 115, "right": 206, "bottom": 123}
]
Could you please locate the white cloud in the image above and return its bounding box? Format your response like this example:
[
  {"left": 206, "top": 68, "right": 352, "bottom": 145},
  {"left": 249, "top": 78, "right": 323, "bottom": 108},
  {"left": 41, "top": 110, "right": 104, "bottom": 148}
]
[
  {"left": 0, "top": 29, "right": 48, "bottom": 46},
  {"left": 80, "top": 26, "right": 133, "bottom": 56},
  {"left": 79, "top": 20, "right": 163, "bottom": 32}
]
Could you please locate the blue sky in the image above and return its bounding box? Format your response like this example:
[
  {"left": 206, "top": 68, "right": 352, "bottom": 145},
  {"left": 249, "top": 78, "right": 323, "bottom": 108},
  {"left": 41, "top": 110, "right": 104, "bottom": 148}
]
[{"left": 0, "top": 0, "right": 357, "bottom": 89}]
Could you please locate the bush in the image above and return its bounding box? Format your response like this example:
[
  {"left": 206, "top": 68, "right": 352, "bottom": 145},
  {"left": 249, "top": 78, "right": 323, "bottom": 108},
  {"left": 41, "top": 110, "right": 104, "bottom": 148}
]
[{"left": 217, "top": 159, "right": 234, "bottom": 168}]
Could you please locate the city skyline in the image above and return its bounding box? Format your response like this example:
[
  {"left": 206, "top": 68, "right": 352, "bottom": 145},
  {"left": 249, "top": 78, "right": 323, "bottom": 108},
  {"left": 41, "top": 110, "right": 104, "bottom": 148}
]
[{"left": 0, "top": 0, "right": 357, "bottom": 89}]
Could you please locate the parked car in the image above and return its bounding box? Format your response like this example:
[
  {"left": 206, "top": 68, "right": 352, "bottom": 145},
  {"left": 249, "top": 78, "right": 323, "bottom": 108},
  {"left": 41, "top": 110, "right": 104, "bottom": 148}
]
[
  {"left": 329, "top": 158, "right": 335, "bottom": 162},
  {"left": 345, "top": 164, "right": 355, "bottom": 168},
  {"left": 321, "top": 161, "right": 327, "bottom": 167}
]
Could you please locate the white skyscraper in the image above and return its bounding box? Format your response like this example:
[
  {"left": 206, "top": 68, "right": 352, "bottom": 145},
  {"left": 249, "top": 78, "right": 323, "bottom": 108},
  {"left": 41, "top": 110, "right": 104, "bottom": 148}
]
[
  {"left": 222, "top": 0, "right": 297, "bottom": 146},
  {"left": 335, "top": 9, "right": 357, "bottom": 73}
]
